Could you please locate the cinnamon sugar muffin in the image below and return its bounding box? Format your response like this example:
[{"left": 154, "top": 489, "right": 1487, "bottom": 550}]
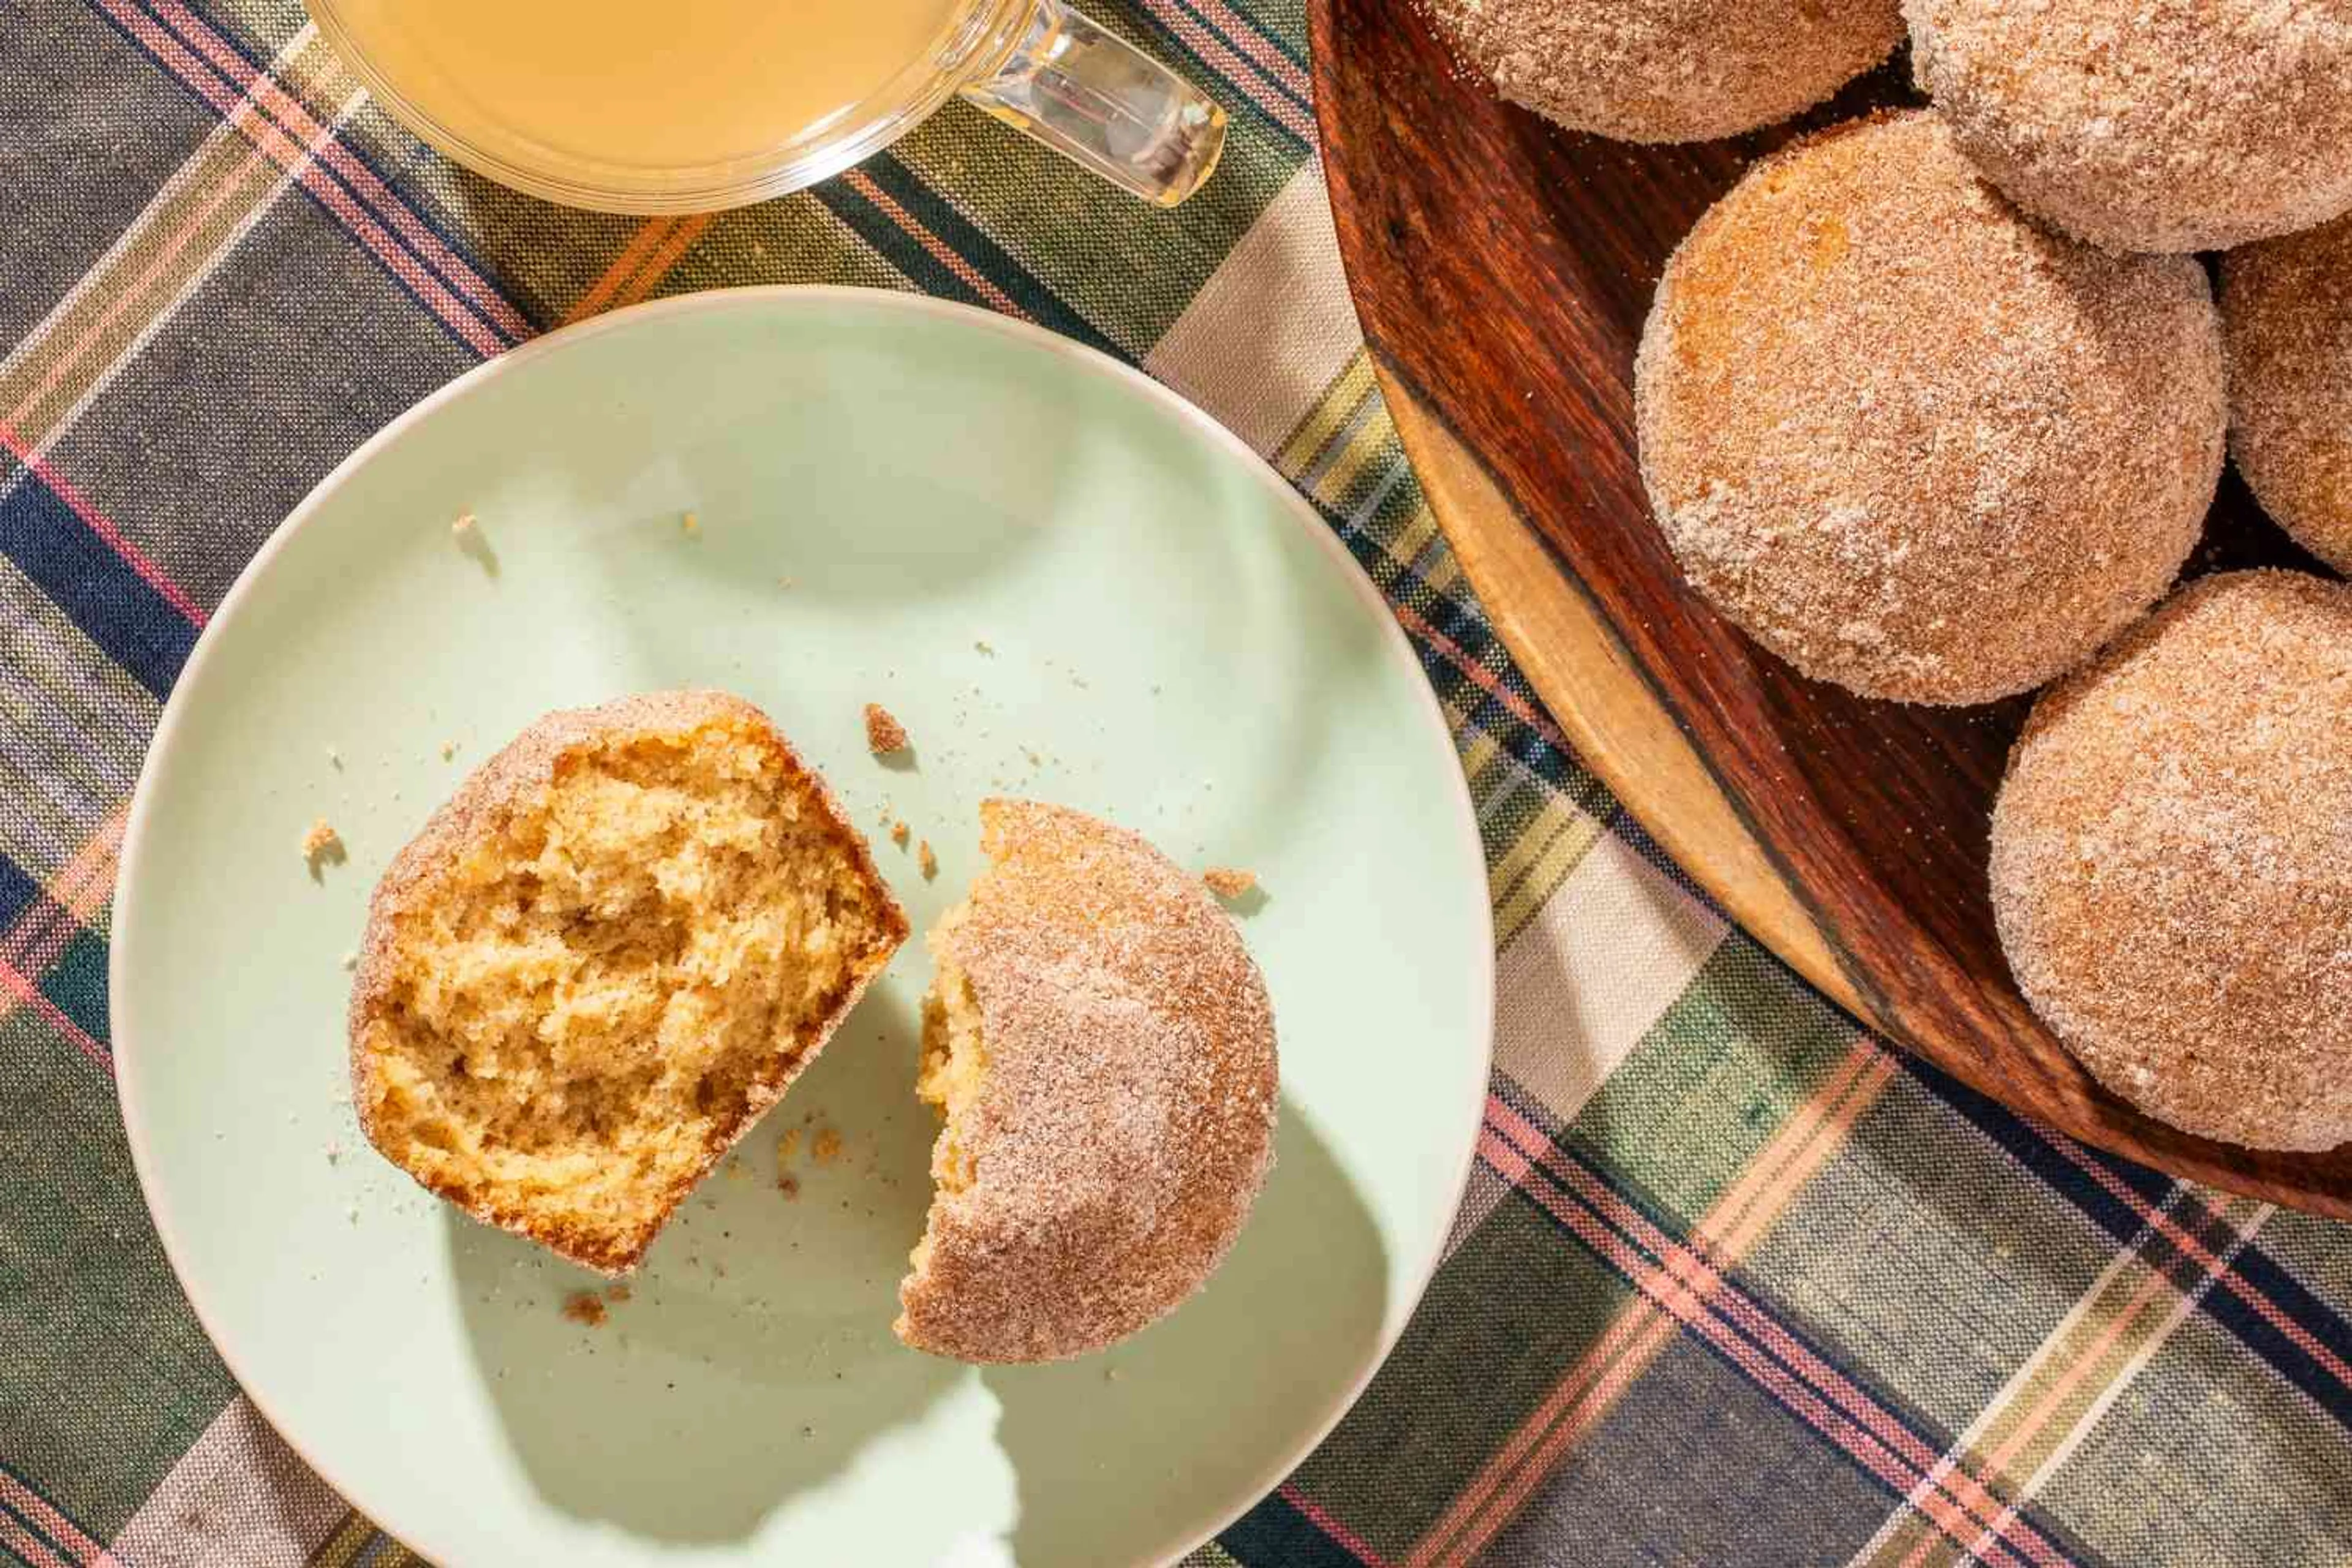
[
  {"left": 2223, "top": 214, "right": 2352, "bottom": 573},
  {"left": 1635, "top": 111, "right": 2223, "bottom": 705},
  {"left": 1991, "top": 573, "right": 2352, "bottom": 1152},
  {"left": 1427, "top": 0, "right": 1901, "bottom": 144},
  {"left": 350, "top": 692, "right": 907, "bottom": 1273},
  {"left": 1906, "top": 0, "right": 2352, "bottom": 253},
  {"left": 896, "top": 800, "right": 1278, "bottom": 1363}
]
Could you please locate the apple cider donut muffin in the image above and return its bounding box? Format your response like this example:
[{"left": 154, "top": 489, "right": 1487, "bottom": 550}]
[
  {"left": 350, "top": 692, "right": 906, "bottom": 1273},
  {"left": 897, "top": 800, "right": 1278, "bottom": 1363},
  {"left": 1991, "top": 573, "right": 2352, "bottom": 1152},
  {"left": 1428, "top": 0, "right": 1901, "bottom": 144},
  {"left": 1635, "top": 112, "right": 2223, "bottom": 704},
  {"left": 1906, "top": 0, "right": 2352, "bottom": 253},
  {"left": 2222, "top": 213, "right": 2352, "bottom": 573}
]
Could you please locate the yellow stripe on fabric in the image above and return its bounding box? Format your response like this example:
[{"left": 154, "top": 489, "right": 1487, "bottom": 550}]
[
  {"left": 1456, "top": 724, "right": 1502, "bottom": 782},
  {"left": 1307, "top": 398, "right": 1403, "bottom": 515},
  {"left": 0, "top": 26, "right": 359, "bottom": 457},
  {"left": 674, "top": 202, "right": 914, "bottom": 299},
  {"left": 1422, "top": 548, "right": 1468, "bottom": 598},
  {"left": 1273, "top": 350, "right": 1378, "bottom": 478},
  {"left": 1143, "top": 162, "right": 1366, "bottom": 458},
  {"left": 1388, "top": 499, "right": 1442, "bottom": 577},
  {"left": 304, "top": 1509, "right": 376, "bottom": 1567},
  {"left": 1487, "top": 798, "right": 1608, "bottom": 948}
]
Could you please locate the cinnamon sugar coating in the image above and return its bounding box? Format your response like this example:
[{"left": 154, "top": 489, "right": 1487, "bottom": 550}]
[
  {"left": 1907, "top": 0, "right": 2352, "bottom": 253},
  {"left": 1428, "top": 0, "right": 1901, "bottom": 143},
  {"left": 2223, "top": 214, "right": 2352, "bottom": 573},
  {"left": 1635, "top": 112, "right": 2222, "bottom": 705},
  {"left": 895, "top": 801, "right": 1278, "bottom": 1363},
  {"left": 1991, "top": 573, "right": 2352, "bottom": 1152}
]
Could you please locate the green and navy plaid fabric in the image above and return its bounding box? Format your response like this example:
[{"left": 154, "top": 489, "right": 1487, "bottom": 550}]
[{"left": 5, "top": 0, "right": 2351, "bottom": 1562}]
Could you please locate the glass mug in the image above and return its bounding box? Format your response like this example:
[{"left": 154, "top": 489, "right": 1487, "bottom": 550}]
[{"left": 304, "top": 0, "right": 1227, "bottom": 212}]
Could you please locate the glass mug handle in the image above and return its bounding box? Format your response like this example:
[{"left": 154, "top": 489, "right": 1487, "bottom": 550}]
[{"left": 957, "top": 0, "right": 1227, "bottom": 207}]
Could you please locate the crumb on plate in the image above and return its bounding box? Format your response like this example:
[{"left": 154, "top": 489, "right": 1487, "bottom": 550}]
[
  {"left": 301, "top": 818, "right": 344, "bottom": 870},
  {"left": 813, "top": 1127, "right": 843, "bottom": 1166},
  {"left": 891, "top": 820, "right": 910, "bottom": 847},
  {"left": 1204, "top": 867, "right": 1257, "bottom": 899},
  {"left": 450, "top": 512, "right": 475, "bottom": 538},
  {"left": 918, "top": 839, "right": 937, "bottom": 879},
  {"left": 864, "top": 703, "right": 908, "bottom": 755},
  {"left": 680, "top": 511, "right": 699, "bottom": 537},
  {"left": 562, "top": 1291, "right": 607, "bottom": 1327}
]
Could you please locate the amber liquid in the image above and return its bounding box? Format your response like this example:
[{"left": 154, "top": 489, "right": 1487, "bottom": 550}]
[{"left": 326, "top": 0, "right": 965, "bottom": 170}]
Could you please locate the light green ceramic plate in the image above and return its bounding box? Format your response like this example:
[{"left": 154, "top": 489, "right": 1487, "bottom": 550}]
[{"left": 114, "top": 288, "right": 1492, "bottom": 1567}]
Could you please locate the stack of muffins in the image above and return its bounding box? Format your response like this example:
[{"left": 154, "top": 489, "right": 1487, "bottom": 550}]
[{"left": 1429, "top": 0, "right": 2352, "bottom": 1153}]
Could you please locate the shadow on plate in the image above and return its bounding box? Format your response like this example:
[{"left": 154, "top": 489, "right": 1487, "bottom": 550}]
[
  {"left": 446, "top": 989, "right": 959, "bottom": 1545},
  {"left": 982, "top": 1104, "right": 1390, "bottom": 1566}
]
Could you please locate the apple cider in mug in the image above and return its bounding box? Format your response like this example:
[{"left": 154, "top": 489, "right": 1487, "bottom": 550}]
[{"left": 322, "top": 0, "right": 965, "bottom": 171}]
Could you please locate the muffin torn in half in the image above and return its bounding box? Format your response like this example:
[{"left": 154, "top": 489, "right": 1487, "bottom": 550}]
[
  {"left": 897, "top": 800, "right": 1278, "bottom": 1363},
  {"left": 349, "top": 692, "right": 907, "bottom": 1273}
]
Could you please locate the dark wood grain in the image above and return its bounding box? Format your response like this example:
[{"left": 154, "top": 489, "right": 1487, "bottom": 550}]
[{"left": 1308, "top": 0, "right": 2352, "bottom": 1212}]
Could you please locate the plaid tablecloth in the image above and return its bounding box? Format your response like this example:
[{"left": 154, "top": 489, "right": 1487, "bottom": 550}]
[{"left": 6, "top": 0, "right": 2352, "bottom": 1562}]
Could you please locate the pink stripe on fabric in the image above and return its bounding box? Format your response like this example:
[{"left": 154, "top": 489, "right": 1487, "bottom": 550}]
[
  {"left": 1476, "top": 1126, "right": 2057, "bottom": 1568},
  {"left": 0, "top": 419, "right": 206, "bottom": 628},
  {"left": 2045, "top": 1136, "right": 2352, "bottom": 1397},
  {"left": 0, "top": 1472, "right": 122, "bottom": 1567},
  {"left": 1488, "top": 1099, "right": 1964, "bottom": 1487},
  {"left": 1888, "top": 1237, "right": 2185, "bottom": 1568},
  {"left": 1481, "top": 1100, "right": 2077, "bottom": 1568},
  {"left": 1391, "top": 602, "right": 1572, "bottom": 752},
  {"left": 2, "top": 113, "right": 272, "bottom": 447},
  {"left": 1178, "top": 0, "right": 1312, "bottom": 100},
  {"left": 1281, "top": 1483, "right": 1390, "bottom": 1566},
  {"left": 841, "top": 170, "right": 1034, "bottom": 322},
  {"left": 0, "top": 1514, "right": 72, "bottom": 1568},
  {"left": 1954, "top": 1212, "right": 2259, "bottom": 1568},
  {"left": 1421, "top": 1046, "right": 1895, "bottom": 1568},
  {"left": 138, "top": 0, "right": 534, "bottom": 344},
  {"left": 1130, "top": 0, "right": 1316, "bottom": 141},
  {"left": 91, "top": 0, "right": 508, "bottom": 358},
  {"left": 0, "top": 814, "right": 126, "bottom": 1062},
  {"left": 0, "top": 958, "right": 111, "bottom": 1072},
  {"left": 0, "top": 813, "right": 124, "bottom": 970},
  {"left": 1406, "top": 1268, "right": 1664, "bottom": 1568}
]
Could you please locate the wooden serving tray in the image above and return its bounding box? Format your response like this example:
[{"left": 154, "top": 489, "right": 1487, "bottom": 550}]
[{"left": 1308, "top": 0, "right": 2352, "bottom": 1212}]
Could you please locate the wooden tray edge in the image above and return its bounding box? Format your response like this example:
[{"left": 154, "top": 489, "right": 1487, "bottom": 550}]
[{"left": 1374, "top": 361, "right": 1879, "bottom": 1028}]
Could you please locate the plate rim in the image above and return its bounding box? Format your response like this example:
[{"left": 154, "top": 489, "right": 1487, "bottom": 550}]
[{"left": 110, "top": 284, "right": 1497, "bottom": 1567}]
